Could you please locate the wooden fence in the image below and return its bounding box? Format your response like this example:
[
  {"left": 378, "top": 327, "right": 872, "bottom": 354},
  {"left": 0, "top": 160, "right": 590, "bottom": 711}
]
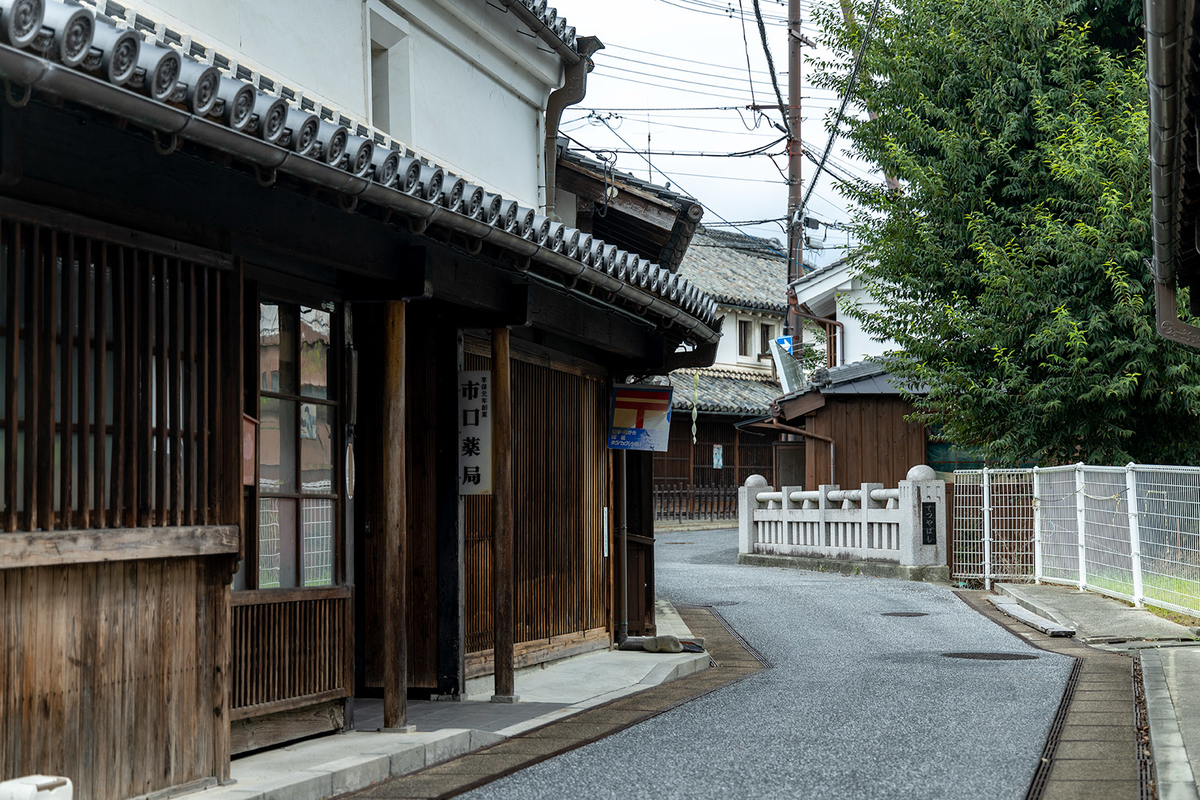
[{"left": 654, "top": 482, "right": 739, "bottom": 522}]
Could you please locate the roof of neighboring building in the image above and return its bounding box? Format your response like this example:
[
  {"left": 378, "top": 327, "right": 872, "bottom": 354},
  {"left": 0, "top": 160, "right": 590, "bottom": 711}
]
[
  {"left": 558, "top": 145, "right": 703, "bottom": 272},
  {"left": 655, "top": 367, "right": 781, "bottom": 416},
  {"left": 809, "top": 360, "right": 927, "bottom": 396},
  {"left": 678, "top": 228, "right": 792, "bottom": 313},
  {"left": 791, "top": 255, "right": 851, "bottom": 288}
]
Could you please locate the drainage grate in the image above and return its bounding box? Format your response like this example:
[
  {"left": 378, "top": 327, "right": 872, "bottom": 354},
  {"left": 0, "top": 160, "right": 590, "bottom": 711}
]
[
  {"left": 1132, "top": 657, "right": 1154, "bottom": 800},
  {"left": 882, "top": 612, "right": 929, "bottom": 617},
  {"left": 1024, "top": 657, "right": 1082, "bottom": 800},
  {"left": 676, "top": 603, "right": 770, "bottom": 666},
  {"left": 942, "top": 652, "right": 1039, "bottom": 661}
]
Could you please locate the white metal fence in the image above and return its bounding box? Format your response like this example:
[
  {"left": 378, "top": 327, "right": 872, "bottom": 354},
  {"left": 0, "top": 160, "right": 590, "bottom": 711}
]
[{"left": 953, "top": 463, "right": 1200, "bottom": 617}]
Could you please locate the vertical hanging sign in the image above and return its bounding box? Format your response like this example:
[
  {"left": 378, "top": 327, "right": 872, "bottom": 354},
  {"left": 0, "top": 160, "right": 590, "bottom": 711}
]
[{"left": 458, "top": 370, "right": 492, "bottom": 495}]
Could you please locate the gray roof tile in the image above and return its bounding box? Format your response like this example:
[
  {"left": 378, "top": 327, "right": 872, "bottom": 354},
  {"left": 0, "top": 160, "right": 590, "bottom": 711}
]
[
  {"left": 658, "top": 367, "right": 781, "bottom": 415},
  {"left": 676, "top": 228, "right": 794, "bottom": 313}
]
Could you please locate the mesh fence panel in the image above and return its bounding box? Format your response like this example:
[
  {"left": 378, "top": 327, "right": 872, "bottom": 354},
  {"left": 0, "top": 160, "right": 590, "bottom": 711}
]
[
  {"left": 953, "top": 471, "right": 984, "bottom": 579},
  {"left": 1133, "top": 467, "right": 1200, "bottom": 616},
  {"left": 1036, "top": 468, "right": 1080, "bottom": 585},
  {"left": 1080, "top": 468, "right": 1134, "bottom": 602},
  {"left": 988, "top": 470, "right": 1035, "bottom": 581}
]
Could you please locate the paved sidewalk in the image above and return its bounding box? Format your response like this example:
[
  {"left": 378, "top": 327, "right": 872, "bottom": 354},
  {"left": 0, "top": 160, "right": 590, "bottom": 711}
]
[
  {"left": 186, "top": 604, "right": 708, "bottom": 800},
  {"left": 997, "top": 582, "right": 1200, "bottom": 799}
]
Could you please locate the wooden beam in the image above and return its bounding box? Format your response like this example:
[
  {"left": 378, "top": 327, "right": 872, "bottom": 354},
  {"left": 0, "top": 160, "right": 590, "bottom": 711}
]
[
  {"left": 777, "top": 390, "right": 827, "bottom": 422},
  {"left": 435, "top": 326, "right": 465, "bottom": 696},
  {"left": 492, "top": 327, "right": 515, "bottom": 699},
  {"left": 382, "top": 300, "right": 407, "bottom": 728},
  {"left": 0, "top": 525, "right": 240, "bottom": 569}
]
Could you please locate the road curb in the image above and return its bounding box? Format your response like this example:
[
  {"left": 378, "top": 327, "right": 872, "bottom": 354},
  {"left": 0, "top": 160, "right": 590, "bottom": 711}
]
[{"left": 1140, "top": 649, "right": 1200, "bottom": 799}]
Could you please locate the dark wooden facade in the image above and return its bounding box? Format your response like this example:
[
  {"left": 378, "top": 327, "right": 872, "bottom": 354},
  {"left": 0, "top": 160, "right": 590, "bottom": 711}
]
[
  {"left": 0, "top": 58, "right": 704, "bottom": 796},
  {"left": 800, "top": 396, "right": 926, "bottom": 489}
]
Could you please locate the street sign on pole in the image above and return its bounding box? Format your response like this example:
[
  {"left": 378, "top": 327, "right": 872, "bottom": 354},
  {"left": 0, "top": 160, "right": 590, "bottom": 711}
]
[{"left": 775, "top": 335, "right": 794, "bottom": 355}]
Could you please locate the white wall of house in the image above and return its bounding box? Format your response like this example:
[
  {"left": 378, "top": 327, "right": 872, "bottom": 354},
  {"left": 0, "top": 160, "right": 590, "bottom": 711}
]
[
  {"left": 793, "top": 264, "right": 894, "bottom": 364},
  {"left": 137, "top": 0, "right": 563, "bottom": 207},
  {"left": 713, "top": 306, "right": 784, "bottom": 373}
]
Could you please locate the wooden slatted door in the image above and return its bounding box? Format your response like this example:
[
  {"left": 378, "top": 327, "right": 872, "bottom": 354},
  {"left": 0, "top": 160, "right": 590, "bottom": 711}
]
[
  {"left": 230, "top": 295, "right": 352, "bottom": 753},
  {"left": 462, "top": 345, "right": 610, "bottom": 675}
]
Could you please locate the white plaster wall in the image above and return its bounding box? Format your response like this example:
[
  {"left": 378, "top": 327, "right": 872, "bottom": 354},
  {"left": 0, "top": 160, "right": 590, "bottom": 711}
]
[
  {"left": 836, "top": 288, "right": 892, "bottom": 363},
  {"left": 137, "top": 0, "right": 369, "bottom": 117},
  {"left": 135, "top": 0, "right": 564, "bottom": 207},
  {"left": 712, "top": 307, "right": 782, "bottom": 373}
]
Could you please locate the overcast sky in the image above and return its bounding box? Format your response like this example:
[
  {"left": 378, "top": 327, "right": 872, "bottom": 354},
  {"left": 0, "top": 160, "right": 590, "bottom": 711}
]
[{"left": 548, "top": 0, "right": 875, "bottom": 267}]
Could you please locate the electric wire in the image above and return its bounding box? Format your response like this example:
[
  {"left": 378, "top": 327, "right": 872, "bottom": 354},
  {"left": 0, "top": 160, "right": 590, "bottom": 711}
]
[
  {"left": 751, "top": 0, "right": 790, "bottom": 134},
  {"left": 801, "top": 0, "right": 882, "bottom": 214},
  {"left": 584, "top": 118, "right": 791, "bottom": 259}
]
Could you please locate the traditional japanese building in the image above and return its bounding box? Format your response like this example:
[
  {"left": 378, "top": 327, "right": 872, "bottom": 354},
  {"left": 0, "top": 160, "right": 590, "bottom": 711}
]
[{"left": 0, "top": 1, "right": 719, "bottom": 797}]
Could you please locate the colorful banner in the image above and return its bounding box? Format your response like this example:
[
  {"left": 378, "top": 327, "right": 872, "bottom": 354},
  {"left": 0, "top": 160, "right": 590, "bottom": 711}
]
[{"left": 608, "top": 384, "right": 673, "bottom": 452}]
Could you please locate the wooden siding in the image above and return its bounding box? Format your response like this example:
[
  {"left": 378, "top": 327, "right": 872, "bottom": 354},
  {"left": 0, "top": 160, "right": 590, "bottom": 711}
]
[
  {"left": 358, "top": 325, "right": 611, "bottom": 686},
  {"left": 804, "top": 396, "right": 926, "bottom": 489},
  {"left": 0, "top": 558, "right": 227, "bottom": 800},
  {"left": 653, "top": 415, "right": 778, "bottom": 498}
]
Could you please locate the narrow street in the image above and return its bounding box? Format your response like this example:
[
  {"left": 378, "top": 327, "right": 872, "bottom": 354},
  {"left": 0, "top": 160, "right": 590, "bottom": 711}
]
[{"left": 465, "top": 528, "right": 1071, "bottom": 800}]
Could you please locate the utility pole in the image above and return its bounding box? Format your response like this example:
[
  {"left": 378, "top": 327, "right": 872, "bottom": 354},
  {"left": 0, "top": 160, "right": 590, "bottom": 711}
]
[{"left": 786, "top": 0, "right": 804, "bottom": 332}]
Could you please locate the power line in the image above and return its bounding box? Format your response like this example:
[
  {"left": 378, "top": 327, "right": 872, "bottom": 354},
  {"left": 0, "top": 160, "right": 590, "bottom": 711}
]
[
  {"left": 603, "top": 41, "right": 781, "bottom": 76},
  {"left": 585, "top": 118, "right": 791, "bottom": 259},
  {"left": 801, "top": 0, "right": 882, "bottom": 214},
  {"left": 751, "top": 0, "right": 790, "bottom": 134}
]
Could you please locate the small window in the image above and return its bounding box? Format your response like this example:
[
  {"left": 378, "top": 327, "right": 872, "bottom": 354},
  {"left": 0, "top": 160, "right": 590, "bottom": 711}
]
[
  {"left": 737, "top": 320, "right": 752, "bottom": 357},
  {"left": 760, "top": 323, "right": 774, "bottom": 357}
]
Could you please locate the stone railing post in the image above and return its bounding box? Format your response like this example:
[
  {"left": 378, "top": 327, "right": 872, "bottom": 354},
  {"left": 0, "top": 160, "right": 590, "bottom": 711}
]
[
  {"left": 861, "top": 483, "right": 884, "bottom": 551},
  {"left": 739, "top": 474, "right": 769, "bottom": 555},
  {"left": 817, "top": 484, "right": 838, "bottom": 548},
  {"left": 898, "top": 465, "right": 947, "bottom": 568}
]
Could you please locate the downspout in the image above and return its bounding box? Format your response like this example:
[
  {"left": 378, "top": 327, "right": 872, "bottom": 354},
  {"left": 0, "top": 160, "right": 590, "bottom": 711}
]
[
  {"left": 544, "top": 36, "right": 604, "bottom": 220},
  {"left": 787, "top": 290, "right": 845, "bottom": 366}
]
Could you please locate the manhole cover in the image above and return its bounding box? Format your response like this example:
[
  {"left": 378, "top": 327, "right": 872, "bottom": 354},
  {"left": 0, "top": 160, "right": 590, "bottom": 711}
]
[
  {"left": 942, "top": 652, "right": 1038, "bottom": 661},
  {"left": 882, "top": 612, "right": 929, "bottom": 617}
]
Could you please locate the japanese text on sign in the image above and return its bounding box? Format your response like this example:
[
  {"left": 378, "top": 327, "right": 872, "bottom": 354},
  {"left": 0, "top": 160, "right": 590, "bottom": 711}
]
[{"left": 458, "top": 370, "right": 492, "bottom": 495}]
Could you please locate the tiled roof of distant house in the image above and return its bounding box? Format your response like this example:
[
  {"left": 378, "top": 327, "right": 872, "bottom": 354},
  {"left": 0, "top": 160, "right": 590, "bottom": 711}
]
[{"left": 677, "top": 228, "right": 793, "bottom": 314}]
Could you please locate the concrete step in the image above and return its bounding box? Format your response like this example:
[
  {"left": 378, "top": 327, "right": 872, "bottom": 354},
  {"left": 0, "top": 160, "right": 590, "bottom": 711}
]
[{"left": 986, "top": 594, "right": 1076, "bottom": 637}]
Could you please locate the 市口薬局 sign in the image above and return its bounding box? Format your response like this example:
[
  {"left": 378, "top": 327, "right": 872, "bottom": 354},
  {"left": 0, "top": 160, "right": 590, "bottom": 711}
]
[
  {"left": 458, "top": 370, "right": 491, "bottom": 495},
  {"left": 608, "top": 384, "right": 673, "bottom": 452}
]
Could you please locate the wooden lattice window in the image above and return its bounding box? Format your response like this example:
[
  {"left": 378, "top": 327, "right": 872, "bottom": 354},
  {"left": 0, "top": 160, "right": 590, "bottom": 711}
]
[
  {"left": 256, "top": 300, "right": 339, "bottom": 589},
  {"left": 0, "top": 220, "right": 235, "bottom": 532}
]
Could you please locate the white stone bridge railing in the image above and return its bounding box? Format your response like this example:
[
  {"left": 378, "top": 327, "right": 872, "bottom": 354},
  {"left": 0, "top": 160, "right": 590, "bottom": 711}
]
[{"left": 738, "top": 466, "right": 948, "bottom": 574}]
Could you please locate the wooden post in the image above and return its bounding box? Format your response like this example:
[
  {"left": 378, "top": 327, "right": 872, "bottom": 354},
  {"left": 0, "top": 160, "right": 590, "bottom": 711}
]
[
  {"left": 492, "top": 328, "right": 516, "bottom": 701},
  {"left": 383, "top": 301, "right": 408, "bottom": 728}
]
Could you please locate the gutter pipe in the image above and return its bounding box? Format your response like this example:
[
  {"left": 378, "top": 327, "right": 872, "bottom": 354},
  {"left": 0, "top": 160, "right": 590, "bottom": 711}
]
[
  {"left": 543, "top": 35, "right": 603, "bottom": 220},
  {"left": 0, "top": 46, "right": 719, "bottom": 345},
  {"left": 766, "top": 418, "right": 836, "bottom": 486}
]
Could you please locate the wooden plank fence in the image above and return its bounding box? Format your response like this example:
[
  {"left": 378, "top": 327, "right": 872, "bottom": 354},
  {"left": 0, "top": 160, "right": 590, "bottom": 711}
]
[{"left": 653, "top": 482, "right": 738, "bottom": 522}]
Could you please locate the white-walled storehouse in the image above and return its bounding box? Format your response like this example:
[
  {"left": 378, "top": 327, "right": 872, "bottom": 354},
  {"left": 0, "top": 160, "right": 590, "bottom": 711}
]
[
  {"left": 131, "top": 0, "right": 562, "bottom": 206},
  {"left": 790, "top": 257, "right": 895, "bottom": 365}
]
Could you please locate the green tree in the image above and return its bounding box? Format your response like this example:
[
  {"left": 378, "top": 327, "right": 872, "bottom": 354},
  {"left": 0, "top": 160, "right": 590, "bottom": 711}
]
[{"left": 811, "top": 0, "right": 1200, "bottom": 466}]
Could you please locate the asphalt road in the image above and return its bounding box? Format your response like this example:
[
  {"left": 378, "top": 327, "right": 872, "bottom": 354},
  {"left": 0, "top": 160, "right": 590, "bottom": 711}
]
[{"left": 464, "top": 528, "right": 1071, "bottom": 800}]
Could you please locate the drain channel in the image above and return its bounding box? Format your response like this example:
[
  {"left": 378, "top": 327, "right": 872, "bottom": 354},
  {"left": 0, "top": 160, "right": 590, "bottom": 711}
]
[
  {"left": 1024, "top": 657, "right": 1082, "bottom": 800},
  {"left": 943, "top": 652, "right": 1039, "bottom": 661},
  {"left": 882, "top": 612, "right": 929, "bottom": 617}
]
